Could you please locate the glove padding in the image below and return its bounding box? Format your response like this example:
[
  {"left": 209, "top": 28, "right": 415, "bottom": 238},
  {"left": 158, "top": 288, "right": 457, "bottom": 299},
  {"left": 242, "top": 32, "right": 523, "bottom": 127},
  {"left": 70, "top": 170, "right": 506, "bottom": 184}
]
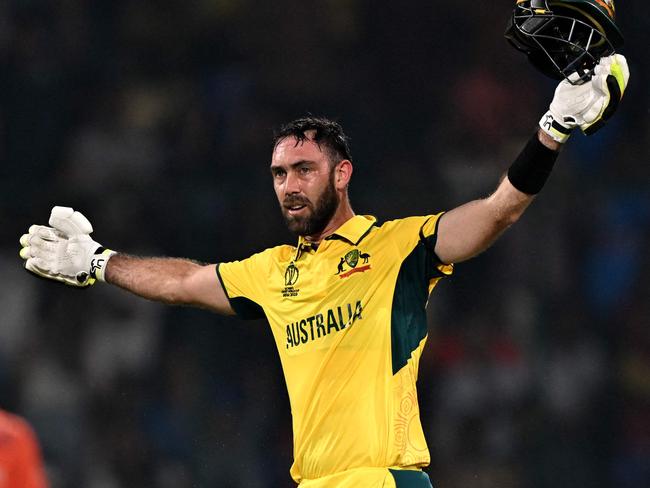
[
  {"left": 539, "top": 54, "right": 630, "bottom": 143},
  {"left": 19, "top": 207, "right": 112, "bottom": 287}
]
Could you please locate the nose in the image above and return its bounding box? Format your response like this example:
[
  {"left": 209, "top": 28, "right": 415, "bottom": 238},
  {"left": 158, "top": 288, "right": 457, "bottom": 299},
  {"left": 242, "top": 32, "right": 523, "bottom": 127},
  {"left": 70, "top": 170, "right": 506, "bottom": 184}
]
[{"left": 284, "top": 170, "right": 301, "bottom": 195}]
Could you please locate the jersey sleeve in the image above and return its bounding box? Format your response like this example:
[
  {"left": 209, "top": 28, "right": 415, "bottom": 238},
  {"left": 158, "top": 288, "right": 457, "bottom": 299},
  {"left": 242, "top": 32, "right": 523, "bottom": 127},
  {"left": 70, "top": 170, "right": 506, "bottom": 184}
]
[
  {"left": 381, "top": 214, "right": 453, "bottom": 376},
  {"left": 419, "top": 212, "right": 454, "bottom": 278},
  {"left": 217, "top": 250, "right": 272, "bottom": 320},
  {"left": 384, "top": 213, "right": 454, "bottom": 280}
]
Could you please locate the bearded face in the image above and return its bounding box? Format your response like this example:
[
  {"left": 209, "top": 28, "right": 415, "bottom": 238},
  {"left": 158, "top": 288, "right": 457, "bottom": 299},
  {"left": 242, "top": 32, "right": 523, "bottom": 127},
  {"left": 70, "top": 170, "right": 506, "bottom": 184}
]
[{"left": 281, "top": 167, "right": 339, "bottom": 237}]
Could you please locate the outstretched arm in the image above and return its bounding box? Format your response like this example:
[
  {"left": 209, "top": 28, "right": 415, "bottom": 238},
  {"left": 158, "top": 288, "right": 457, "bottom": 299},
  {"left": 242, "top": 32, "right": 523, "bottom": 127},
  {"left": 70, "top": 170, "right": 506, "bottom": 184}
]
[
  {"left": 105, "top": 255, "right": 234, "bottom": 314},
  {"left": 435, "top": 130, "right": 557, "bottom": 264}
]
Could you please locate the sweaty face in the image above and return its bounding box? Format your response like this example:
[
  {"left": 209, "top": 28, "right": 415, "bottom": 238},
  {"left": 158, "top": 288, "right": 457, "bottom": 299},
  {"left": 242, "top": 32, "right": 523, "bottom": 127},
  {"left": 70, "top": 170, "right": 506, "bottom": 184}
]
[{"left": 271, "top": 136, "right": 341, "bottom": 238}]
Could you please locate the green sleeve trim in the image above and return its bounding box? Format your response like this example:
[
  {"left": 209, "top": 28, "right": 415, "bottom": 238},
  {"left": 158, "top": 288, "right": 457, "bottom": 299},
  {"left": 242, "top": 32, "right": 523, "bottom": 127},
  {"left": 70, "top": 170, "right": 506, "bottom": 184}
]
[
  {"left": 230, "top": 297, "right": 265, "bottom": 320},
  {"left": 215, "top": 263, "right": 231, "bottom": 300},
  {"left": 391, "top": 215, "right": 454, "bottom": 374},
  {"left": 390, "top": 243, "right": 430, "bottom": 375},
  {"left": 389, "top": 469, "right": 433, "bottom": 487},
  {"left": 418, "top": 213, "right": 449, "bottom": 275}
]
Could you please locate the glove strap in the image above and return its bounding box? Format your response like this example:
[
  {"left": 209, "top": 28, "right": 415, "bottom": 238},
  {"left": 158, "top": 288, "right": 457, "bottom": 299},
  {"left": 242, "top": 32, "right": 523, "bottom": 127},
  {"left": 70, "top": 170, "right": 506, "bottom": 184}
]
[
  {"left": 89, "top": 247, "right": 117, "bottom": 282},
  {"left": 539, "top": 111, "right": 572, "bottom": 143}
]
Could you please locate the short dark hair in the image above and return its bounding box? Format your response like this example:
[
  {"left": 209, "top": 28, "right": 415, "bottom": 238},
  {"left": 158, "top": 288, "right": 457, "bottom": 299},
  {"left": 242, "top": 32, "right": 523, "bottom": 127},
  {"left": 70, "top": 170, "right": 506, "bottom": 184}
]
[{"left": 273, "top": 116, "right": 352, "bottom": 165}]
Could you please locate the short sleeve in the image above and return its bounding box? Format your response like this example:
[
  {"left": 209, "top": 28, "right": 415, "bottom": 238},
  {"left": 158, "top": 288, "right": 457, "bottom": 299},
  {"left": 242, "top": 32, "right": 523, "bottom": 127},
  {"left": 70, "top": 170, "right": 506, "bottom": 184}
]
[
  {"left": 382, "top": 213, "right": 454, "bottom": 283},
  {"left": 419, "top": 212, "right": 454, "bottom": 278},
  {"left": 217, "top": 251, "right": 271, "bottom": 320}
]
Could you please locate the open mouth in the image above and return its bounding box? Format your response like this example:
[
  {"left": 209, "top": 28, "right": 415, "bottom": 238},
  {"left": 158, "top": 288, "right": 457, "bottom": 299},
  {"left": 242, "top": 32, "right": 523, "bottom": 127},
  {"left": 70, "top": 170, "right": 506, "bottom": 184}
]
[{"left": 286, "top": 205, "right": 307, "bottom": 215}]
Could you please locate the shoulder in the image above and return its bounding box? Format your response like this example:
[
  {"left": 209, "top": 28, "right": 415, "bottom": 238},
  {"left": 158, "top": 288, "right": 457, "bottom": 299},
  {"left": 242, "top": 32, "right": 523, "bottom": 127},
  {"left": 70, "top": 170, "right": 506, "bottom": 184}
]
[
  {"left": 378, "top": 215, "right": 430, "bottom": 231},
  {"left": 265, "top": 244, "right": 295, "bottom": 262},
  {"left": 369, "top": 214, "right": 446, "bottom": 258},
  {"left": 376, "top": 214, "right": 444, "bottom": 237},
  {"left": 220, "top": 244, "right": 295, "bottom": 271}
]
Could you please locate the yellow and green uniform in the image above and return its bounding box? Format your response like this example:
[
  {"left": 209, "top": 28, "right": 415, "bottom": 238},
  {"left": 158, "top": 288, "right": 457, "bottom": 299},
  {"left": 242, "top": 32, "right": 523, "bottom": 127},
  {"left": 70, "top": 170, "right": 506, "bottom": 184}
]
[{"left": 217, "top": 214, "right": 453, "bottom": 487}]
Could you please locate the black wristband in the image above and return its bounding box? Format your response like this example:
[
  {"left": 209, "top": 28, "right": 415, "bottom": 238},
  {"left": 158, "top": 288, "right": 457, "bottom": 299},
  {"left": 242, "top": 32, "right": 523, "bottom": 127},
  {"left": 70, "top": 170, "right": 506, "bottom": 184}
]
[{"left": 507, "top": 132, "right": 559, "bottom": 195}]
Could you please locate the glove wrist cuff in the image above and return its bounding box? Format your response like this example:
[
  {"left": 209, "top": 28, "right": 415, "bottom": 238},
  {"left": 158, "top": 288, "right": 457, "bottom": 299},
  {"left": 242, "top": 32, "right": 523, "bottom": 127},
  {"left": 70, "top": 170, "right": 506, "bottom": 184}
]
[
  {"left": 90, "top": 248, "right": 117, "bottom": 282},
  {"left": 539, "top": 111, "right": 573, "bottom": 143}
]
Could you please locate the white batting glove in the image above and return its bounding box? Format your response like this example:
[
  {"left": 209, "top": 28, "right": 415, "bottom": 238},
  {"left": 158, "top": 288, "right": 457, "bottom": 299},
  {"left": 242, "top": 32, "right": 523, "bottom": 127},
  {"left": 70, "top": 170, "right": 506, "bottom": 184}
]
[
  {"left": 539, "top": 54, "right": 630, "bottom": 143},
  {"left": 19, "top": 206, "right": 116, "bottom": 287}
]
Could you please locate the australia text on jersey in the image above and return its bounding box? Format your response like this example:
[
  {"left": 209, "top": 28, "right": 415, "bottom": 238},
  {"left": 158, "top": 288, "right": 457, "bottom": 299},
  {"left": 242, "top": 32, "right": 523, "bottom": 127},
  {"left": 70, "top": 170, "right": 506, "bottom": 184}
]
[{"left": 286, "top": 300, "right": 363, "bottom": 349}]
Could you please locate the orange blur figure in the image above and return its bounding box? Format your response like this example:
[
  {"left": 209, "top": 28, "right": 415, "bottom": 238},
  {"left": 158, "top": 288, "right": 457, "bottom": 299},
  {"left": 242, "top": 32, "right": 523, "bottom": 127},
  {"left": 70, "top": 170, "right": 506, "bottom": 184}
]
[{"left": 0, "top": 410, "right": 49, "bottom": 488}]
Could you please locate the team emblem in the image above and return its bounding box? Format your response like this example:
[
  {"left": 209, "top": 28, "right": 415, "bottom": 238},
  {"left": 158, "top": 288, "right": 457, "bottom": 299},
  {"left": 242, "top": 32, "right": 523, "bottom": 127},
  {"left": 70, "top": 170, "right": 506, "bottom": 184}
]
[
  {"left": 344, "top": 249, "right": 359, "bottom": 268},
  {"left": 336, "top": 249, "right": 371, "bottom": 279}
]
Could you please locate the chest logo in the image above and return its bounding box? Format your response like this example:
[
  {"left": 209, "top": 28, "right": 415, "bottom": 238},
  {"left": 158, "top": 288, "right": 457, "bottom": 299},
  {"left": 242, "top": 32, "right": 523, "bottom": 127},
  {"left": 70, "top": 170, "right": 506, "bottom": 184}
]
[
  {"left": 285, "top": 262, "right": 299, "bottom": 286},
  {"left": 282, "top": 262, "right": 300, "bottom": 297},
  {"left": 336, "top": 249, "right": 371, "bottom": 279}
]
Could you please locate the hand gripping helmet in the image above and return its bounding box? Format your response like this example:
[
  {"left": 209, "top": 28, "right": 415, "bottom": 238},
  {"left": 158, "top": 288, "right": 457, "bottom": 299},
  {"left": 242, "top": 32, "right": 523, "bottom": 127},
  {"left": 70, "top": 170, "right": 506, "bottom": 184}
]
[{"left": 505, "top": 0, "right": 623, "bottom": 84}]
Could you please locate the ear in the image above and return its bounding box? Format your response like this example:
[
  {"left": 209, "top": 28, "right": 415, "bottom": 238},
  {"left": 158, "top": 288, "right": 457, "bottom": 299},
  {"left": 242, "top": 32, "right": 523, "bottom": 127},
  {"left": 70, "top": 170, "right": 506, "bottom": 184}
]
[{"left": 334, "top": 160, "right": 353, "bottom": 190}]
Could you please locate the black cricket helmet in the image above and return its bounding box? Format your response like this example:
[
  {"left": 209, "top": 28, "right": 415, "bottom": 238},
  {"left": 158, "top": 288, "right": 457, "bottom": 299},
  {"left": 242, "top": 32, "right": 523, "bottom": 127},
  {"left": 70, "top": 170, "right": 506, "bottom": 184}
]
[{"left": 505, "top": 0, "right": 623, "bottom": 84}]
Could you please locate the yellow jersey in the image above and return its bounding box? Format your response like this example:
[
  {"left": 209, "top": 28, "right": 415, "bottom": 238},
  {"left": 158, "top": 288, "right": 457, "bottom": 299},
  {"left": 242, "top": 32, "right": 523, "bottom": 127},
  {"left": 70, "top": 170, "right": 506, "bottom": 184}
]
[{"left": 217, "top": 214, "right": 453, "bottom": 485}]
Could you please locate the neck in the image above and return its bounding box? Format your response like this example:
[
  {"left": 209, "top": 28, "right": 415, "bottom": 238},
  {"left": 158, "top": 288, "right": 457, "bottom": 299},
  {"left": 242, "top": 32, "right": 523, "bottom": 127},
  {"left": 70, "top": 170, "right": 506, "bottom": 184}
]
[{"left": 303, "top": 198, "right": 355, "bottom": 244}]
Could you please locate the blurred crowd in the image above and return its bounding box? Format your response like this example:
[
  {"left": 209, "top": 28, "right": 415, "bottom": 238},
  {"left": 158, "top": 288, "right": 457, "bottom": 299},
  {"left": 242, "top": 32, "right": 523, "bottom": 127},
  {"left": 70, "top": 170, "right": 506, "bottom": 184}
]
[{"left": 0, "top": 1, "right": 648, "bottom": 487}]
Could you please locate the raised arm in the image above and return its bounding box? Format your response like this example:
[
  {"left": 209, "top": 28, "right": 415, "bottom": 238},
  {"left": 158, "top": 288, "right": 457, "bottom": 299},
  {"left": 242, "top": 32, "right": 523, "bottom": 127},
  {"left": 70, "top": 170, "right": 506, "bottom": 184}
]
[
  {"left": 19, "top": 206, "right": 235, "bottom": 315},
  {"left": 435, "top": 130, "right": 556, "bottom": 264},
  {"left": 435, "top": 54, "right": 629, "bottom": 265}
]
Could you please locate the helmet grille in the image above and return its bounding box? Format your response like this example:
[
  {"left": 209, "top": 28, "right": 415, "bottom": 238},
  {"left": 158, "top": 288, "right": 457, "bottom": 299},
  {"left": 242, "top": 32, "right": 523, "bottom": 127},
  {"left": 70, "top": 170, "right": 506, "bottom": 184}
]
[{"left": 505, "top": 1, "right": 619, "bottom": 84}]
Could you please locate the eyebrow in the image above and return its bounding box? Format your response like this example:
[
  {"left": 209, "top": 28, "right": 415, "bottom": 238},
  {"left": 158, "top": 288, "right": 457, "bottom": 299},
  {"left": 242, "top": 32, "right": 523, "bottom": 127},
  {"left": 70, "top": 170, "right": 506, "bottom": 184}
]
[{"left": 270, "top": 159, "right": 316, "bottom": 171}]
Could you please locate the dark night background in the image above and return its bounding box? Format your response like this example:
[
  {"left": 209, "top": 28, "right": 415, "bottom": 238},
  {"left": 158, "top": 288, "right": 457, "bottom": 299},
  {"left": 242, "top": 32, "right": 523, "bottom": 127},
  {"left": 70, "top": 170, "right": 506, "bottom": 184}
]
[{"left": 0, "top": 1, "right": 648, "bottom": 487}]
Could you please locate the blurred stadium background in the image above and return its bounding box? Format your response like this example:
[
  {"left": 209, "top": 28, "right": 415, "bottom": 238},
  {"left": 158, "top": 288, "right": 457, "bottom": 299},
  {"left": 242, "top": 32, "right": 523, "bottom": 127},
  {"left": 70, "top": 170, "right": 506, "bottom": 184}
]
[{"left": 0, "top": 1, "right": 648, "bottom": 487}]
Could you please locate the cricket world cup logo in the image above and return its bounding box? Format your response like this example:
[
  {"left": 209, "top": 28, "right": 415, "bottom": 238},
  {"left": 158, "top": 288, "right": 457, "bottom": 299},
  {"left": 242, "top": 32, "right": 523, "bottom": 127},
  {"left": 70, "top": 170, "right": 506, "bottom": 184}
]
[
  {"left": 282, "top": 262, "right": 300, "bottom": 297},
  {"left": 285, "top": 262, "right": 299, "bottom": 286}
]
